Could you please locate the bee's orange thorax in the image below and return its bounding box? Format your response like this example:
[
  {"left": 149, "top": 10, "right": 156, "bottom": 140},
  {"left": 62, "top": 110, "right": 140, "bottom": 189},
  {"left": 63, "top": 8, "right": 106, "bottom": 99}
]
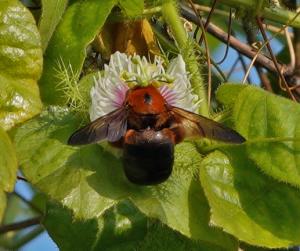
[{"left": 126, "top": 85, "right": 167, "bottom": 114}]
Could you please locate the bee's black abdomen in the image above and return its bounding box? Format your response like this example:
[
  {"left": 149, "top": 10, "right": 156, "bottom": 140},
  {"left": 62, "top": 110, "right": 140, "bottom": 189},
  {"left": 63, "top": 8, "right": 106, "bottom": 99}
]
[
  {"left": 123, "top": 130, "right": 174, "bottom": 185},
  {"left": 123, "top": 142, "right": 174, "bottom": 185}
]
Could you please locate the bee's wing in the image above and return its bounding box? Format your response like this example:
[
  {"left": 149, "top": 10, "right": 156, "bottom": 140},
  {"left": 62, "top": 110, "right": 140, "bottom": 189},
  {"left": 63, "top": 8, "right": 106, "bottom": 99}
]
[
  {"left": 170, "top": 106, "right": 245, "bottom": 144},
  {"left": 68, "top": 108, "right": 128, "bottom": 145}
]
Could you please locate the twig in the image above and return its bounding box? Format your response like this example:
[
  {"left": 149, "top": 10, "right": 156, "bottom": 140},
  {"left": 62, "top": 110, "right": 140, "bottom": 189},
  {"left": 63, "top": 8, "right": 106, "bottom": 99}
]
[
  {"left": 194, "top": 3, "right": 293, "bottom": 37},
  {"left": 226, "top": 57, "right": 240, "bottom": 79},
  {"left": 0, "top": 216, "right": 42, "bottom": 234},
  {"left": 187, "top": 0, "right": 212, "bottom": 109},
  {"left": 242, "top": 20, "right": 272, "bottom": 90},
  {"left": 292, "top": 18, "right": 300, "bottom": 99},
  {"left": 3, "top": 226, "right": 44, "bottom": 250},
  {"left": 238, "top": 54, "right": 252, "bottom": 84},
  {"left": 198, "top": 0, "right": 218, "bottom": 45},
  {"left": 17, "top": 175, "right": 28, "bottom": 182},
  {"left": 257, "top": 67, "right": 273, "bottom": 91},
  {"left": 285, "top": 27, "right": 295, "bottom": 69},
  {"left": 180, "top": 4, "right": 291, "bottom": 75},
  {"left": 216, "top": 8, "right": 232, "bottom": 65},
  {"left": 25, "top": 5, "right": 41, "bottom": 10},
  {"left": 194, "top": 3, "right": 229, "bottom": 18},
  {"left": 217, "top": 0, "right": 300, "bottom": 28},
  {"left": 256, "top": 17, "right": 296, "bottom": 101},
  {"left": 241, "top": 45, "right": 271, "bottom": 85},
  {"left": 230, "top": 28, "right": 252, "bottom": 83},
  {"left": 194, "top": 43, "right": 228, "bottom": 81}
]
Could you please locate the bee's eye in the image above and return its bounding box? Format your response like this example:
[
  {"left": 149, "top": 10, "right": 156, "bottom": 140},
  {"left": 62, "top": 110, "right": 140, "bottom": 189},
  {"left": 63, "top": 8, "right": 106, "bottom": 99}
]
[{"left": 144, "top": 93, "right": 152, "bottom": 104}]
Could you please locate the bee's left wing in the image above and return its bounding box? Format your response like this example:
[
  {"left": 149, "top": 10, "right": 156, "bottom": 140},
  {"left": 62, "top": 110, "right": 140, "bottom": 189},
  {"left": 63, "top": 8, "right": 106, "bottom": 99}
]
[
  {"left": 68, "top": 108, "right": 128, "bottom": 145},
  {"left": 170, "top": 106, "right": 245, "bottom": 144}
]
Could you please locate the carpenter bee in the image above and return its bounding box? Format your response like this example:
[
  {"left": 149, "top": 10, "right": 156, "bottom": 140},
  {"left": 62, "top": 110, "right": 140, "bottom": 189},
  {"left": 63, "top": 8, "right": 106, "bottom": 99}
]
[{"left": 68, "top": 85, "right": 245, "bottom": 185}]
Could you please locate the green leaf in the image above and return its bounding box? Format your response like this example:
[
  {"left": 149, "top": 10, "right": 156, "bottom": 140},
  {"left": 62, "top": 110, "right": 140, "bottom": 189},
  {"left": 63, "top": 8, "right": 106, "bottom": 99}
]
[
  {"left": 138, "top": 223, "right": 228, "bottom": 251},
  {"left": 118, "top": 0, "right": 144, "bottom": 18},
  {"left": 216, "top": 84, "right": 246, "bottom": 107},
  {"left": 200, "top": 149, "right": 300, "bottom": 248},
  {"left": 44, "top": 200, "right": 230, "bottom": 251},
  {"left": 0, "top": 0, "right": 43, "bottom": 130},
  {"left": 39, "top": 0, "right": 68, "bottom": 51},
  {"left": 0, "top": 191, "right": 6, "bottom": 223},
  {"left": 13, "top": 107, "right": 122, "bottom": 219},
  {"left": 13, "top": 107, "right": 236, "bottom": 250},
  {"left": 44, "top": 200, "right": 147, "bottom": 251},
  {"left": 131, "top": 144, "right": 237, "bottom": 250},
  {"left": 217, "top": 84, "right": 300, "bottom": 187},
  {"left": 0, "top": 127, "right": 17, "bottom": 192},
  {"left": 0, "top": 127, "right": 17, "bottom": 221},
  {"left": 240, "top": 242, "right": 291, "bottom": 251},
  {"left": 39, "top": 0, "right": 117, "bottom": 104}
]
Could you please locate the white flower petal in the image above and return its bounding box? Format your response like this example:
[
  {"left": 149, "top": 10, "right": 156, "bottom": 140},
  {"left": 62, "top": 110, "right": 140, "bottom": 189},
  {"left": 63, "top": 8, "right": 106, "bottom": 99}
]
[
  {"left": 90, "top": 52, "right": 200, "bottom": 121},
  {"left": 162, "top": 55, "right": 199, "bottom": 112}
]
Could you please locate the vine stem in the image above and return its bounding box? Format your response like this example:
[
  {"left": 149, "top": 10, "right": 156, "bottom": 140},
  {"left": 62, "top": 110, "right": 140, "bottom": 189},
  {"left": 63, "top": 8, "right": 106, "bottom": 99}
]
[
  {"left": 217, "top": 0, "right": 300, "bottom": 28},
  {"left": 0, "top": 216, "right": 42, "bottom": 234},
  {"left": 199, "top": 137, "right": 300, "bottom": 153},
  {"left": 4, "top": 226, "right": 44, "bottom": 250},
  {"left": 161, "top": 0, "right": 209, "bottom": 116},
  {"left": 17, "top": 175, "right": 28, "bottom": 182},
  {"left": 256, "top": 17, "right": 296, "bottom": 101}
]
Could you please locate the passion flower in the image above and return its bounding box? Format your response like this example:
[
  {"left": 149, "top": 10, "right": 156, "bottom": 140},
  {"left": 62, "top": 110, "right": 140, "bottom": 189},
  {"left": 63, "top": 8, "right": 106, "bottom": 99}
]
[{"left": 90, "top": 52, "right": 200, "bottom": 121}]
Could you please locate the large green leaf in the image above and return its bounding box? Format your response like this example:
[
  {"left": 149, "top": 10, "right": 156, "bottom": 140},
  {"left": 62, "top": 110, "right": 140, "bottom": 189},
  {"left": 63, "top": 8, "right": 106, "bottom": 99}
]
[
  {"left": 240, "top": 243, "right": 291, "bottom": 251},
  {"left": 13, "top": 107, "right": 120, "bottom": 219},
  {"left": 0, "top": 127, "right": 17, "bottom": 192},
  {"left": 39, "top": 0, "right": 117, "bottom": 104},
  {"left": 39, "top": 0, "right": 68, "bottom": 51},
  {"left": 44, "top": 200, "right": 229, "bottom": 251},
  {"left": 0, "top": 191, "right": 6, "bottom": 223},
  {"left": 0, "top": 127, "right": 17, "bottom": 221},
  {"left": 0, "top": 0, "right": 43, "bottom": 130},
  {"left": 216, "top": 84, "right": 246, "bottom": 107},
  {"left": 217, "top": 84, "right": 300, "bottom": 187},
  {"left": 44, "top": 200, "right": 146, "bottom": 251},
  {"left": 118, "top": 0, "right": 144, "bottom": 18},
  {"left": 130, "top": 144, "right": 237, "bottom": 250},
  {"left": 13, "top": 106, "right": 236, "bottom": 250},
  {"left": 200, "top": 149, "right": 300, "bottom": 248}
]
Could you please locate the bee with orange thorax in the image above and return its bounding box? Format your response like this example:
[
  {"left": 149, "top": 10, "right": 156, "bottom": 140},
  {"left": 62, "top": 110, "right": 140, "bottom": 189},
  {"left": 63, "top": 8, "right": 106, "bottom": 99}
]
[{"left": 68, "top": 84, "right": 245, "bottom": 185}]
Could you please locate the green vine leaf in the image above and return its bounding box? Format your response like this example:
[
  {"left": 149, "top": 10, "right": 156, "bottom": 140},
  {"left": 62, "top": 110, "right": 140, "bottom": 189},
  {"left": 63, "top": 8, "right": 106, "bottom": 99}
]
[
  {"left": 240, "top": 242, "right": 290, "bottom": 251},
  {"left": 118, "top": 0, "right": 144, "bottom": 18},
  {"left": 0, "top": 191, "right": 5, "bottom": 223},
  {"left": 0, "top": 127, "right": 17, "bottom": 221},
  {"left": 39, "top": 0, "right": 68, "bottom": 51},
  {"left": 216, "top": 84, "right": 246, "bottom": 108},
  {"left": 13, "top": 106, "right": 236, "bottom": 250},
  {"left": 0, "top": 127, "right": 17, "bottom": 192},
  {"left": 13, "top": 107, "right": 121, "bottom": 219},
  {"left": 39, "top": 0, "right": 117, "bottom": 104},
  {"left": 44, "top": 200, "right": 147, "bottom": 251},
  {"left": 0, "top": 0, "right": 43, "bottom": 130},
  {"left": 44, "top": 200, "right": 231, "bottom": 251},
  {"left": 217, "top": 84, "right": 300, "bottom": 187},
  {"left": 130, "top": 144, "right": 237, "bottom": 250},
  {"left": 200, "top": 149, "right": 300, "bottom": 248}
]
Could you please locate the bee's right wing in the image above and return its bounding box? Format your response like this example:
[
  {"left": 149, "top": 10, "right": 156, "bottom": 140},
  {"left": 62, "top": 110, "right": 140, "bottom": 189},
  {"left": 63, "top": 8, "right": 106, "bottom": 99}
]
[
  {"left": 170, "top": 106, "right": 245, "bottom": 144},
  {"left": 68, "top": 108, "right": 128, "bottom": 145}
]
